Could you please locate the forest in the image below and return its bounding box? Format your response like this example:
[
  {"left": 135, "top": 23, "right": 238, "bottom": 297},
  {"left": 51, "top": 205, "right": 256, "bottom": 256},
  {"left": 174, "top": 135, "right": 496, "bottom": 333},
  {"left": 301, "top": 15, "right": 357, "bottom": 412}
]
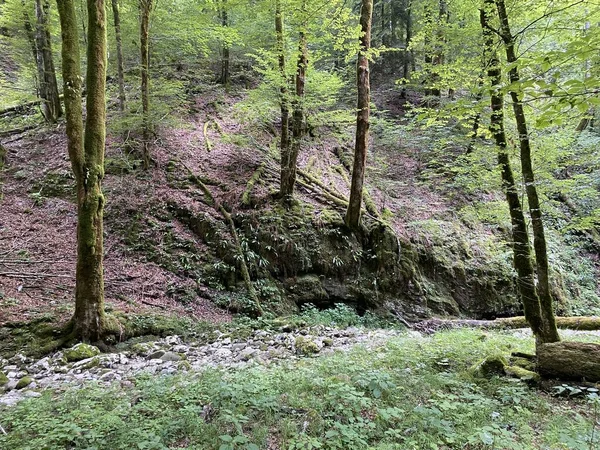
[{"left": 1, "top": 0, "right": 600, "bottom": 448}]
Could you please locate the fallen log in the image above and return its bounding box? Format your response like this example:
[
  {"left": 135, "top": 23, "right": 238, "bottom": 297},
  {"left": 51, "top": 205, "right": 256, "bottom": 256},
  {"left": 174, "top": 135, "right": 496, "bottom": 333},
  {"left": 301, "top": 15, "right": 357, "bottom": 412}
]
[
  {"left": 538, "top": 341, "right": 600, "bottom": 382},
  {"left": 415, "top": 316, "right": 600, "bottom": 333}
]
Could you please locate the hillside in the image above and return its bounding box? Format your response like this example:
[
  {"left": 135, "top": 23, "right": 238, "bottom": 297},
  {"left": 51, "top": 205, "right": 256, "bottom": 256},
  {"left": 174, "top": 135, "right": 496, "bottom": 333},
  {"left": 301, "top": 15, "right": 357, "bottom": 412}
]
[{"left": 1, "top": 81, "right": 599, "bottom": 334}]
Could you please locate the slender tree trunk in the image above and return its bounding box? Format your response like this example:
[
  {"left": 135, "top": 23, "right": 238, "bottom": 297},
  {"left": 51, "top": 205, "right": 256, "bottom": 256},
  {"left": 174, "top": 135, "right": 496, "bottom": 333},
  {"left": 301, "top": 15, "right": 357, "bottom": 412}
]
[
  {"left": 140, "top": 0, "right": 152, "bottom": 168},
  {"left": 495, "top": 0, "right": 560, "bottom": 344},
  {"left": 401, "top": 0, "right": 412, "bottom": 98},
  {"left": 22, "top": 2, "right": 39, "bottom": 92},
  {"left": 111, "top": 0, "right": 126, "bottom": 111},
  {"left": 56, "top": 0, "right": 107, "bottom": 342},
  {"left": 480, "top": 1, "right": 544, "bottom": 341},
  {"left": 280, "top": 0, "right": 307, "bottom": 199},
  {"left": 219, "top": 0, "right": 230, "bottom": 86},
  {"left": 345, "top": 0, "right": 373, "bottom": 229},
  {"left": 34, "top": 0, "right": 62, "bottom": 122},
  {"left": 276, "top": 0, "right": 290, "bottom": 193}
]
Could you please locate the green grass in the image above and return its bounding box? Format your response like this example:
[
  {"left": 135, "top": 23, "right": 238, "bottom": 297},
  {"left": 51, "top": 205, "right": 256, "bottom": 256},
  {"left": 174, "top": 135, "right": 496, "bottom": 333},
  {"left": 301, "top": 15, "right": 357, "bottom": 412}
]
[{"left": 1, "top": 328, "right": 598, "bottom": 449}]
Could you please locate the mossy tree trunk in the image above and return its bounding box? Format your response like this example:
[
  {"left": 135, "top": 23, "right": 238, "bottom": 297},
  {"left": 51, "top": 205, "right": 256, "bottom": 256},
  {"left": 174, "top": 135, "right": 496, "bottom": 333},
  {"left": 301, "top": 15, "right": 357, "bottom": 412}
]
[
  {"left": 219, "top": 0, "right": 230, "bottom": 86},
  {"left": 56, "top": 0, "right": 107, "bottom": 342},
  {"left": 140, "top": 0, "right": 152, "bottom": 169},
  {"left": 34, "top": 0, "right": 62, "bottom": 122},
  {"left": 280, "top": 0, "right": 307, "bottom": 199},
  {"left": 480, "top": 1, "right": 544, "bottom": 340},
  {"left": 111, "top": 0, "right": 126, "bottom": 112},
  {"left": 275, "top": 0, "right": 290, "bottom": 189},
  {"left": 495, "top": 0, "right": 559, "bottom": 344},
  {"left": 346, "top": 0, "right": 373, "bottom": 229},
  {"left": 538, "top": 342, "right": 600, "bottom": 381}
]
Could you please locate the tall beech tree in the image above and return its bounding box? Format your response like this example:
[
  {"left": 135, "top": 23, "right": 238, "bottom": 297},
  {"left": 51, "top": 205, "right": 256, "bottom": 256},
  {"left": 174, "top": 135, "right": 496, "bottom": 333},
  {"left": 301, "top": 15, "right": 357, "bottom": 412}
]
[
  {"left": 140, "top": 0, "right": 152, "bottom": 168},
  {"left": 32, "top": 0, "right": 61, "bottom": 122},
  {"left": 275, "top": 0, "right": 290, "bottom": 187},
  {"left": 346, "top": 0, "right": 373, "bottom": 228},
  {"left": 111, "top": 0, "right": 125, "bottom": 111},
  {"left": 494, "top": 0, "right": 560, "bottom": 344},
  {"left": 480, "top": 1, "right": 545, "bottom": 342},
  {"left": 279, "top": 0, "right": 307, "bottom": 199},
  {"left": 56, "top": 0, "right": 107, "bottom": 341}
]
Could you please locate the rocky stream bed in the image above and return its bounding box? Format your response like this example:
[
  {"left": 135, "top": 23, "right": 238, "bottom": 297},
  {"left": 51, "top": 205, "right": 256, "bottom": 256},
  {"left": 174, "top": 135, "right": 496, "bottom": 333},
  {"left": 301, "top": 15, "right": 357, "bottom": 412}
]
[{"left": 0, "top": 326, "right": 412, "bottom": 408}]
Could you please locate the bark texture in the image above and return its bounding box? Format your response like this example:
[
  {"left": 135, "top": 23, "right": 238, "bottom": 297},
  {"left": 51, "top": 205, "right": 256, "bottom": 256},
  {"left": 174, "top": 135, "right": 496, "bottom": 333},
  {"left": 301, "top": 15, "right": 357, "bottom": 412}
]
[
  {"left": 56, "top": 0, "right": 107, "bottom": 342},
  {"left": 481, "top": 2, "right": 544, "bottom": 340},
  {"left": 280, "top": 0, "right": 307, "bottom": 199},
  {"left": 495, "top": 0, "right": 559, "bottom": 344},
  {"left": 140, "top": 0, "right": 152, "bottom": 168},
  {"left": 34, "top": 0, "right": 62, "bottom": 122},
  {"left": 276, "top": 0, "right": 290, "bottom": 190},
  {"left": 346, "top": 0, "right": 373, "bottom": 228},
  {"left": 538, "top": 342, "right": 600, "bottom": 381},
  {"left": 219, "top": 0, "right": 230, "bottom": 86},
  {"left": 111, "top": 0, "right": 126, "bottom": 111}
]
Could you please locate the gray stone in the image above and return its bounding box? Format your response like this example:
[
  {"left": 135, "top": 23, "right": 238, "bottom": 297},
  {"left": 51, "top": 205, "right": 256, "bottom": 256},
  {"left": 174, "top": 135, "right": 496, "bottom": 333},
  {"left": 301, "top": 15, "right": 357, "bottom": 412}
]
[
  {"left": 148, "top": 350, "right": 166, "bottom": 360},
  {"left": 160, "top": 352, "right": 182, "bottom": 362}
]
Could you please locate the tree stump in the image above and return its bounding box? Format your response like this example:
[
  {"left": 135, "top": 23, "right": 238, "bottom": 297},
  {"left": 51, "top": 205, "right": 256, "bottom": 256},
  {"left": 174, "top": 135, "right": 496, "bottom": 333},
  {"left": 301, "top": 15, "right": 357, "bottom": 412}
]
[{"left": 537, "top": 341, "right": 600, "bottom": 381}]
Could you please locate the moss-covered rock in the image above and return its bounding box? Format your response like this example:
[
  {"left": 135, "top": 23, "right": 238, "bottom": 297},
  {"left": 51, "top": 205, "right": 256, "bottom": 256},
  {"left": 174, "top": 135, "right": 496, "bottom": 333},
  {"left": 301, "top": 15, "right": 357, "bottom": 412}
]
[
  {"left": 504, "top": 366, "right": 541, "bottom": 385},
  {"left": 0, "top": 371, "right": 8, "bottom": 386},
  {"left": 472, "top": 354, "right": 507, "bottom": 378},
  {"left": 64, "top": 343, "right": 101, "bottom": 362},
  {"left": 295, "top": 336, "right": 320, "bottom": 356},
  {"left": 15, "top": 376, "right": 33, "bottom": 389}
]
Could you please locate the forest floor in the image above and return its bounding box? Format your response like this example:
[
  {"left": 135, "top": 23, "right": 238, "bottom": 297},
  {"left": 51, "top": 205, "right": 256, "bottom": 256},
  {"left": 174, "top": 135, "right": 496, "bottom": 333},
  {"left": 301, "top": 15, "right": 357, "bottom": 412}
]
[{"left": 1, "top": 323, "right": 600, "bottom": 449}]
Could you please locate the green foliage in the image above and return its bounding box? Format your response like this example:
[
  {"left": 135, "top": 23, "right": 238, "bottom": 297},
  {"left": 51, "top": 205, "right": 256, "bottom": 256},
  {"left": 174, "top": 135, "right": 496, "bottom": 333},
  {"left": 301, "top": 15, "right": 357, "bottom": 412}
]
[{"left": 1, "top": 329, "right": 598, "bottom": 449}]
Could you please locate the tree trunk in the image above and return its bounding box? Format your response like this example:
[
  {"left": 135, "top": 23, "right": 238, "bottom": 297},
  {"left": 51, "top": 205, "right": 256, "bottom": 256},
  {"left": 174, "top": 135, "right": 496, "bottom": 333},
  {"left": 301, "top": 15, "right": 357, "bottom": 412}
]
[
  {"left": 219, "top": 0, "right": 230, "bottom": 86},
  {"left": 280, "top": 0, "right": 307, "bottom": 199},
  {"left": 400, "top": 0, "right": 412, "bottom": 98},
  {"left": 480, "top": 2, "right": 544, "bottom": 341},
  {"left": 34, "top": 0, "right": 62, "bottom": 122},
  {"left": 140, "top": 0, "right": 152, "bottom": 169},
  {"left": 276, "top": 0, "right": 290, "bottom": 193},
  {"left": 345, "top": 0, "right": 373, "bottom": 229},
  {"left": 495, "top": 0, "right": 560, "bottom": 344},
  {"left": 111, "top": 0, "right": 126, "bottom": 112},
  {"left": 56, "top": 0, "right": 107, "bottom": 342},
  {"left": 538, "top": 341, "right": 600, "bottom": 381}
]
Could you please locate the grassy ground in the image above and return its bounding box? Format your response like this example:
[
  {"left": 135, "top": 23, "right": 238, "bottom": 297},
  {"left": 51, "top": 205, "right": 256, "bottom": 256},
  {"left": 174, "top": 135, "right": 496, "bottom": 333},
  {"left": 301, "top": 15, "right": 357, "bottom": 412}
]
[{"left": 1, "top": 328, "right": 598, "bottom": 450}]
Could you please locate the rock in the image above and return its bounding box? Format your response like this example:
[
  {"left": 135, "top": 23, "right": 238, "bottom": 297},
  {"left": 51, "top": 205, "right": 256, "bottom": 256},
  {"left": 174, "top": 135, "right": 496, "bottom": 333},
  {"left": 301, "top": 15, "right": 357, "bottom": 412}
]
[
  {"left": 72, "top": 357, "right": 100, "bottom": 370},
  {"left": 232, "top": 343, "right": 247, "bottom": 352},
  {"left": 160, "top": 352, "right": 182, "bottom": 362},
  {"left": 239, "top": 348, "right": 257, "bottom": 361},
  {"left": 222, "top": 338, "right": 231, "bottom": 345},
  {"left": 15, "top": 376, "right": 33, "bottom": 389},
  {"left": 0, "top": 372, "right": 8, "bottom": 386},
  {"left": 322, "top": 338, "right": 333, "bottom": 347},
  {"left": 504, "top": 366, "right": 541, "bottom": 385},
  {"left": 30, "top": 357, "right": 51, "bottom": 374},
  {"left": 472, "top": 355, "right": 507, "bottom": 378},
  {"left": 64, "top": 343, "right": 101, "bottom": 362},
  {"left": 214, "top": 348, "right": 232, "bottom": 359},
  {"left": 131, "top": 342, "right": 154, "bottom": 356},
  {"left": 295, "top": 336, "right": 320, "bottom": 355},
  {"left": 165, "top": 336, "right": 182, "bottom": 346},
  {"left": 148, "top": 350, "right": 166, "bottom": 360},
  {"left": 172, "top": 345, "right": 190, "bottom": 354},
  {"left": 23, "top": 391, "right": 42, "bottom": 398},
  {"left": 99, "top": 371, "right": 117, "bottom": 382}
]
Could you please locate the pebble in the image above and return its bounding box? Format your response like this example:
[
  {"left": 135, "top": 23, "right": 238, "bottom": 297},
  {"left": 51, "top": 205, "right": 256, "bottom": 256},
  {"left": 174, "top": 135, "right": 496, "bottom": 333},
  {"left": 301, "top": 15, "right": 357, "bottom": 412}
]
[{"left": 0, "top": 326, "right": 405, "bottom": 408}]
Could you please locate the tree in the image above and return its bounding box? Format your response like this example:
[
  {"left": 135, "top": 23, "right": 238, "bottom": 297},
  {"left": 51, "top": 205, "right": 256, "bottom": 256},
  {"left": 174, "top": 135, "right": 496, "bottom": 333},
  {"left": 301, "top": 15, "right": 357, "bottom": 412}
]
[
  {"left": 275, "top": 0, "right": 290, "bottom": 190},
  {"left": 218, "top": 0, "right": 230, "bottom": 86},
  {"left": 56, "top": 0, "right": 107, "bottom": 341},
  {"left": 345, "top": 0, "right": 373, "bottom": 229},
  {"left": 140, "top": 0, "right": 152, "bottom": 168},
  {"left": 480, "top": 0, "right": 546, "bottom": 343},
  {"left": 279, "top": 0, "right": 307, "bottom": 199},
  {"left": 495, "top": 0, "right": 560, "bottom": 344},
  {"left": 30, "top": 0, "right": 62, "bottom": 122},
  {"left": 111, "top": 0, "right": 125, "bottom": 111}
]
